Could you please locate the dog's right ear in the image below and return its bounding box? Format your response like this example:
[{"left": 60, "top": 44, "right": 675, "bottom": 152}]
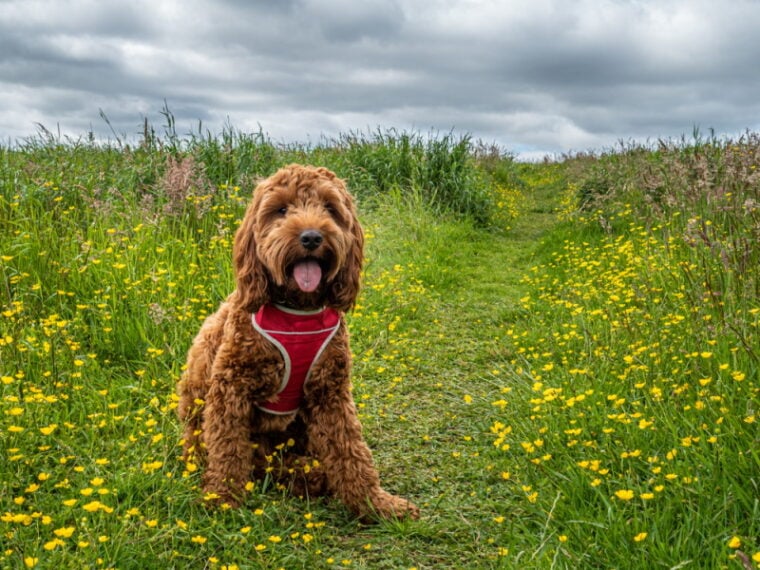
[{"left": 232, "top": 193, "right": 269, "bottom": 312}]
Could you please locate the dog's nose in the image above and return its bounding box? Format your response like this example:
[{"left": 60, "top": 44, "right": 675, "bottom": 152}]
[{"left": 300, "top": 229, "right": 323, "bottom": 251}]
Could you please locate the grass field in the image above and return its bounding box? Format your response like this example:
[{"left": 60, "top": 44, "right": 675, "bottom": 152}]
[{"left": 0, "top": 129, "right": 758, "bottom": 569}]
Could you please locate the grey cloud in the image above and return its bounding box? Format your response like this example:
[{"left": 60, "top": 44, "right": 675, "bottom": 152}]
[
  {"left": 300, "top": 0, "right": 405, "bottom": 42},
  {"left": 1, "top": 0, "right": 760, "bottom": 157}
]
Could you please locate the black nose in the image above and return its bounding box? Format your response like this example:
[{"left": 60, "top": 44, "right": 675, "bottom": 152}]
[{"left": 300, "top": 229, "right": 323, "bottom": 251}]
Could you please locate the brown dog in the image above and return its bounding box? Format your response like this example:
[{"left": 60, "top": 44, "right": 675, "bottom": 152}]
[{"left": 177, "top": 164, "right": 418, "bottom": 520}]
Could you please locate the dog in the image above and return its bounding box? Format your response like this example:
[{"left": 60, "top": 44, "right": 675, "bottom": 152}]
[{"left": 177, "top": 164, "right": 419, "bottom": 520}]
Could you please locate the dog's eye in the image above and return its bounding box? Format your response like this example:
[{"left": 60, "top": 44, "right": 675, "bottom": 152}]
[
  {"left": 277, "top": 206, "right": 288, "bottom": 216},
  {"left": 324, "top": 202, "right": 335, "bottom": 214}
]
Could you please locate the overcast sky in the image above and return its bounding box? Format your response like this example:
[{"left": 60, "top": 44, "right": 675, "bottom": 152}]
[{"left": 2, "top": 0, "right": 759, "bottom": 159}]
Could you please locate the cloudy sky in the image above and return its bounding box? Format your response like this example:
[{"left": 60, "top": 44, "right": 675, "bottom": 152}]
[{"left": 1, "top": 0, "right": 759, "bottom": 159}]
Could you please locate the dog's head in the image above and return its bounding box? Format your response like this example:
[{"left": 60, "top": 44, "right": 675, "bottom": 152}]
[{"left": 232, "top": 164, "right": 364, "bottom": 312}]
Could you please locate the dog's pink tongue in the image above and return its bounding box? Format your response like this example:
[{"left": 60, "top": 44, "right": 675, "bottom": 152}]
[{"left": 293, "top": 260, "right": 322, "bottom": 293}]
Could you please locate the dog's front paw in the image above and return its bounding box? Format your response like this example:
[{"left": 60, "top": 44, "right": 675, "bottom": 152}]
[
  {"left": 201, "top": 491, "right": 240, "bottom": 509},
  {"left": 365, "top": 489, "right": 419, "bottom": 521},
  {"left": 201, "top": 480, "right": 243, "bottom": 509}
]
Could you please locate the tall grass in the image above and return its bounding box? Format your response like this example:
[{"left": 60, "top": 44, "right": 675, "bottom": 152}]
[
  {"left": 10, "top": 113, "right": 514, "bottom": 228},
  {"left": 321, "top": 129, "right": 494, "bottom": 224},
  {"left": 569, "top": 133, "right": 759, "bottom": 362}
]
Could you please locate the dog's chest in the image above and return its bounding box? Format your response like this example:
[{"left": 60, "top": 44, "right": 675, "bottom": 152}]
[{"left": 252, "top": 304, "right": 341, "bottom": 414}]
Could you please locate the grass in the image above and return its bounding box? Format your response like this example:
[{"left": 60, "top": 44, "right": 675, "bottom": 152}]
[{"left": 0, "top": 128, "right": 758, "bottom": 569}]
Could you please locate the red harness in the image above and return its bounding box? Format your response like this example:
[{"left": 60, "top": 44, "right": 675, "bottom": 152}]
[{"left": 252, "top": 304, "right": 341, "bottom": 415}]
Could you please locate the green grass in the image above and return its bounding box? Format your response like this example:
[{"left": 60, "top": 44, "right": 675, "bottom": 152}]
[{"left": 0, "top": 131, "right": 758, "bottom": 569}]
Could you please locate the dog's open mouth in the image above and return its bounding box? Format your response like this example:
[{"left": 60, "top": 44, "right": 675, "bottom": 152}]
[{"left": 292, "top": 258, "right": 324, "bottom": 293}]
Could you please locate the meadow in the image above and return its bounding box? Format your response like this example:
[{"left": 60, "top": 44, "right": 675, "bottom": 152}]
[{"left": 0, "top": 125, "right": 757, "bottom": 569}]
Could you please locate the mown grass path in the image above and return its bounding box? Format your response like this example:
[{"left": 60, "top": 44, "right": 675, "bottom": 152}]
[{"left": 346, "top": 174, "right": 566, "bottom": 568}]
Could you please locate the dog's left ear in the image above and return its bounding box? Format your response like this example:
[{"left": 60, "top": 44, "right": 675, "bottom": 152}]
[{"left": 329, "top": 193, "right": 364, "bottom": 312}]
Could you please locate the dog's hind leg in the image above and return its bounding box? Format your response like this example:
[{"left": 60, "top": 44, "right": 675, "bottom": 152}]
[{"left": 177, "top": 376, "right": 206, "bottom": 465}]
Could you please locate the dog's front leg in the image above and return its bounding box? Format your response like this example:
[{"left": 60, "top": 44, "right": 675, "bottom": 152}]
[
  {"left": 201, "top": 373, "right": 255, "bottom": 507},
  {"left": 304, "top": 334, "right": 418, "bottom": 520},
  {"left": 199, "top": 310, "right": 283, "bottom": 507},
  {"left": 305, "top": 390, "right": 418, "bottom": 520}
]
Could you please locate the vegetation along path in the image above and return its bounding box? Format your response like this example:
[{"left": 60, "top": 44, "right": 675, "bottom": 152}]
[{"left": 352, "top": 153, "right": 758, "bottom": 569}]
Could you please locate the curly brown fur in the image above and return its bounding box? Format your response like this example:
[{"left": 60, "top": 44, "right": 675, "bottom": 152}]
[{"left": 177, "top": 165, "right": 418, "bottom": 520}]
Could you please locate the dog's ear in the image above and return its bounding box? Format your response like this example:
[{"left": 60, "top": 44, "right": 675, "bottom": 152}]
[
  {"left": 329, "top": 191, "right": 364, "bottom": 312},
  {"left": 232, "top": 190, "right": 270, "bottom": 311}
]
